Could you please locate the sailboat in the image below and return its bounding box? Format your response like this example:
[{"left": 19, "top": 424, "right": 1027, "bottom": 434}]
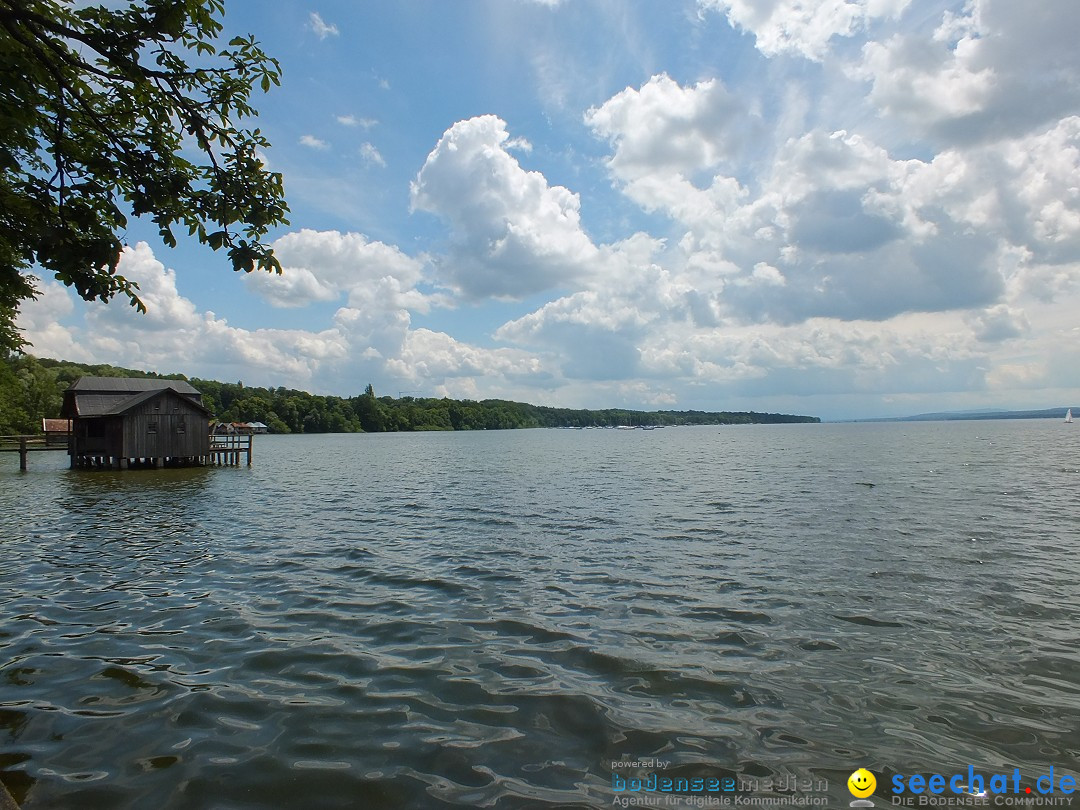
[{"left": 1067, "top": 408, "right": 1074, "bottom": 424}]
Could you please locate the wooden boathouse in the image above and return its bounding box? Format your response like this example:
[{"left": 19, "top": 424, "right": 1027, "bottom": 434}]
[{"left": 60, "top": 377, "right": 250, "bottom": 469}]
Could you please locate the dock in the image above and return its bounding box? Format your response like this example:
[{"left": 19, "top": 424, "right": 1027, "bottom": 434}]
[
  {"left": 209, "top": 433, "right": 254, "bottom": 467},
  {"left": 0, "top": 434, "right": 67, "bottom": 471},
  {"left": 1, "top": 432, "right": 253, "bottom": 471}
]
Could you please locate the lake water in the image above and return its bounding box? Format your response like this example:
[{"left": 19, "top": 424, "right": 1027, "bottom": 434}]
[{"left": 2, "top": 422, "right": 1079, "bottom": 809}]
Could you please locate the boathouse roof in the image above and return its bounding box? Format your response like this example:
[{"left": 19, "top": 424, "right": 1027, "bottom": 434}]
[
  {"left": 67, "top": 376, "right": 201, "bottom": 395},
  {"left": 62, "top": 377, "right": 209, "bottom": 418}
]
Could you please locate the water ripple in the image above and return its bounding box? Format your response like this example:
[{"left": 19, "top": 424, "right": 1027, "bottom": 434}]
[{"left": 2, "top": 422, "right": 1079, "bottom": 807}]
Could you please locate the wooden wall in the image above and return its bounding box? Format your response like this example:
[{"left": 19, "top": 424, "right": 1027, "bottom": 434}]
[
  {"left": 73, "top": 416, "right": 123, "bottom": 457},
  {"left": 122, "top": 391, "right": 209, "bottom": 458}
]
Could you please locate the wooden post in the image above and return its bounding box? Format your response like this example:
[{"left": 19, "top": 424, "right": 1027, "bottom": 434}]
[
  {"left": 18, "top": 437, "right": 27, "bottom": 471},
  {"left": 247, "top": 435, "right": 253, "bottom": 466},
  {"left": 1, "top": 773, "right": 21, "bottom": 810}
]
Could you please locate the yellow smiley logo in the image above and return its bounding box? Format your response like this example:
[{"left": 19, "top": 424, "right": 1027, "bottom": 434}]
[{"left": 848, "top": 768, "right": 877, "bottom": 798}]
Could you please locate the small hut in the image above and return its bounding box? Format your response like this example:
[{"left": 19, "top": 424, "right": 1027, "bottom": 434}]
[
  {"left": 41, "top": 418, "right": 72, "bottom": 446},
  {"left": 61, "top": 377, "right": 211, "bottom": 469}
]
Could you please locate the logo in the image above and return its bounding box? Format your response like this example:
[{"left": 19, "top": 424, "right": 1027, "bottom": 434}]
[{"left": 850, "top": 769, "right": 878, "bottom": 807}]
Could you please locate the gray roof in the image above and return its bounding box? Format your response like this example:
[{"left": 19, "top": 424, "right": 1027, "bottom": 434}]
[
  {"left": 68, "top": 376, "right": 200, "bottom": 395},
  {"left": 63, "top": 377, "right": 209, "bottom": 419},
  {"left": 73, "top": 387, "right": 210, "bottom": 417},
  {"left": 68, "top": 393, "right": 132, "bottom": 416}
]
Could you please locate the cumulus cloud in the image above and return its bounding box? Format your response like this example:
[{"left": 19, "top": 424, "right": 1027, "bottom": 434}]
[
  {"left": 244, "top": 229, "right": 426, "bottom": 310},
  {"left": 85, "top": 242, "right": 202, "bottom": 334},
  {"left": 586, "top": 76, "right": 1007, "bottom": 324},
  {"left": 857, "top": 0, "right": 1080, "bottom": 144},
  {"left": 970, "top": 305, "right": 1029, "bottom": 342},
  {"left": 410, "top": 115, "right": 600, "bottom": 299},
  {"left": 495, "top": 244, "right": 694, "bottom": 381},
  {"left": 15, "top": 277, "right": 88, "bottom": 361},
  {"left": 16, "top": 241, "right": 550, "bottom": 398},
  {"left": 386, "top": 328, "right": 547, "bottom": 385},
  {"left": 585, "top": 74, "right": 761, "bottom": 222},
  {"left": 698, "top": 0, "right": 912, "bottom": 60},
  {"left": 999, "top": 117, "right": 1080, "bottom": 263},
  {"left": 486, "top": 44, "right": 1080, "bottom": 412}
]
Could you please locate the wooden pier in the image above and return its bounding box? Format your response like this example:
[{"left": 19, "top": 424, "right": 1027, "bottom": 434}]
[
  {"left": 0, "top": 434, "right": 67, "bottom": 471},
  {"left": 2, "top": 432, "right": 253, "bottom": 470},
  {"left": 209, "top": 433, "right": 253, "bottom": 466}
]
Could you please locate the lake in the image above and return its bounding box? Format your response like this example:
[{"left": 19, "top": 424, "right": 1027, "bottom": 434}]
[{"left": 2, "top": 421, "right": 1079, "bottom": 808}]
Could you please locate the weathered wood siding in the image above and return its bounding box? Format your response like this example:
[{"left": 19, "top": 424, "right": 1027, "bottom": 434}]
[
  {"left": 123, "top": 391, "right": 209, "bottom": 458},
  {"left": 74, "top": 416, "right": 124, "bottom": 457}
]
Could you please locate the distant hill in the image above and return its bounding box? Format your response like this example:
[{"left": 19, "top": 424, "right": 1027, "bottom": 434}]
[{"left": 861, "top": 407, "right": 1076, "bottom": 423}]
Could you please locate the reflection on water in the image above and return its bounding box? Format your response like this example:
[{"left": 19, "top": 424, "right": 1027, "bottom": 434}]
[{"left": 2, "top": 422, "right": 1079, "bottom": 808}]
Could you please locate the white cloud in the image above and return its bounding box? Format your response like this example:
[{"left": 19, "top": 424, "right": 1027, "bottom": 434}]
[
  {"left": 386, "top": 328, "right": 546, "bottom": 384},
  {"left": 750, "top": 262, "right": 787, "bottom": 287},
  {"left": 586, "top": 75, "right": 1004, "bottom": 324},
  {"left": 857, "top": 0, "right": 1080, "bottom": 144},
  {"left": 244, "top": 229, "right": 426, "bottom": 309},
  {"left": 336, "top": 115, "right": 377, "bottom": 129},
  {"left": 309, "top": 12, "right": 339, "bottom": 40},
  {"left": 479, "top": 49, "right": 1080, "bottom": 410},
  {"left": 1000, "top": 117, "right": 1080, "bottom": 263},
  {"left": 85, "top": 242, "right": 202, "bottom": 334},
  {"left": 410, "top": 115, "right": 600, "bottom": 299},
  {"left": 15, "top": 277, "right": 88, "bottom": 361},
  {"left": 585, "top": 74, "right": 759, "bottom": 222},
  {"left": 360, "top": 142, "right": 386, "bottom": 168},
  {"left": 584, "top": 70, "right": 1080, "bottom": 338},
  {"left": 299, "top": 135, "right": 329, "bottom": 150},
  {"left": 698, "top": 0, "right": 912, "bottom": 60},
  {"left": 16, "top": 242, "right": 545, "bottom": 398}
]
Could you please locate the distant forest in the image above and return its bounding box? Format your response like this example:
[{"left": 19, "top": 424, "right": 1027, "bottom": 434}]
[{"left": 0, "top": 354, "right": 820, "bottom": 435}]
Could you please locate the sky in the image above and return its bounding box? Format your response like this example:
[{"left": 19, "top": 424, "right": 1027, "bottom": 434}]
[{"left": 17, "top": 0, "right": 1080, "bottom": 420}]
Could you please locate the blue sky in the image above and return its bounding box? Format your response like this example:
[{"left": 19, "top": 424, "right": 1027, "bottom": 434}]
[{"left": 19, "top": 0, "right": 1080, "bottom": 419}]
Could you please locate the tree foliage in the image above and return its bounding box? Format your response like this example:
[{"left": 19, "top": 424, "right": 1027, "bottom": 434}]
[
  {"left": 1, "top": 355, "right": 821, "bottom": 436},
  {"left": 0, "top": 0, "right": 288, "bottom": 352}
]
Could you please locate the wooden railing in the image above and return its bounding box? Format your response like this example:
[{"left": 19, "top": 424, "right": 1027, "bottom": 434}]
[
  {"left": 210, "top": 432, "right": 253, "bottom": 466},
  {"left": 0, "top": 434, "right": 70, "bottom": 471},
  {"left": 4, "top": 431, "right": 253, "bottom": 470}
]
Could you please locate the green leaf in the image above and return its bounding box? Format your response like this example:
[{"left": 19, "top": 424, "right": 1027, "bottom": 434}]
[{"left": 0, "top": 0, "right": 290, "bottom": 353}]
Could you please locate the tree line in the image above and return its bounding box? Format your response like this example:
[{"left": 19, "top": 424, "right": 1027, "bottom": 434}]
[{"left": 0, "top": 354, "right": 819, "bottom": 435}]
